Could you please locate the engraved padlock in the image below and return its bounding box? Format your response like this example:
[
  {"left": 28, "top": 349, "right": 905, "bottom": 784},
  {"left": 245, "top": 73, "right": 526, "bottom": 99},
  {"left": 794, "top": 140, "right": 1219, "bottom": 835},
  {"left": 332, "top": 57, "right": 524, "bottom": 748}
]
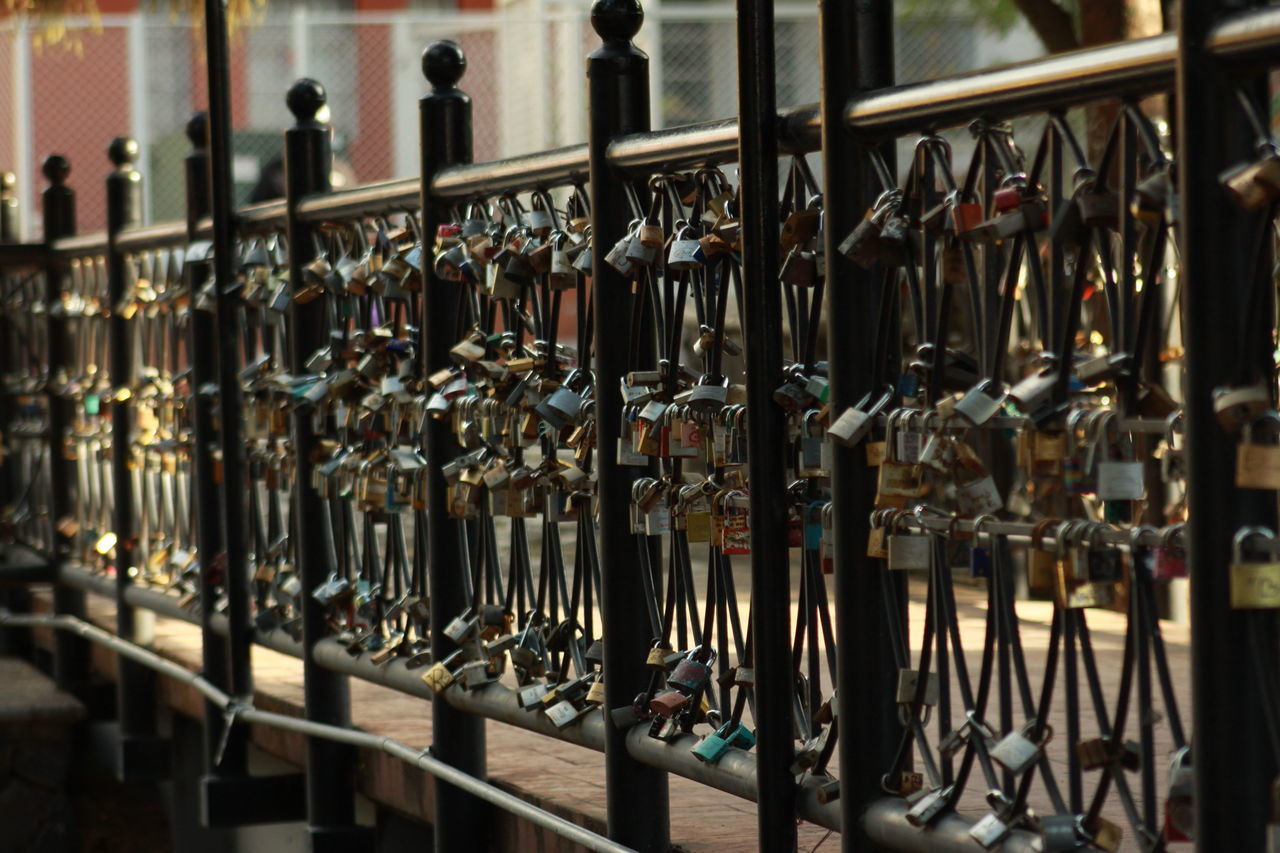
[
  {"left": 1236, "top": 411, "right": 1280, "bottom": 490},
  {"left": 688, "top": 374, "right": 730, "bottom": 415},
  {"left": 1230, "top": 525, "right": 1280, "bottom": 609}
]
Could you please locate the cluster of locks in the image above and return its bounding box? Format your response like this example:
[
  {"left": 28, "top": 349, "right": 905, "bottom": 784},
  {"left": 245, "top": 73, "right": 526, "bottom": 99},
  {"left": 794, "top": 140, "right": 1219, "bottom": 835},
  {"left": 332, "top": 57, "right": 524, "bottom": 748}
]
[
  {"left": 412, "top": 191, "right": 613, "bottom": 729},
  {"left": 815, "top": 117, "right": 1191, "bottom": 849}
]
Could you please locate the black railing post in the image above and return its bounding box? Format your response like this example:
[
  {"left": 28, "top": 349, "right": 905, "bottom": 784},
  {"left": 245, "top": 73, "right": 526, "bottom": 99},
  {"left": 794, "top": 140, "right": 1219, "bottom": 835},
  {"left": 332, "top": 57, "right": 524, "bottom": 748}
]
[
  {"left": 1178, "top": 4, "right": 1277, "bottom": 851},
  {"left": 418, "top": 42, "right": 488, "bottom": 852},
  {"left": 193, "top": 101, "right": 307, "bottom": 828},
  {"left": 586, "top": 5, "right": 669, "bottom": 851},
  {"left": 735, "top": 0, "right": 795, "bottom": 848},
  {"left": 44, "top": 155, "right": 89, "bottom": 694},
  {"left": 203, "top": 0, "right": 255, "bottom": 776},
  {"left": 106, "top": 136, "right": 168, "bottom": 780},
  {"left": 183, "top": 110, "right": 232, "bottom": 780},
  {"left": 285, "top": 79, "right": 369, "bottom": 850},
  {"left": 820, "top": 0, "right": 899, "bottom": 846}
]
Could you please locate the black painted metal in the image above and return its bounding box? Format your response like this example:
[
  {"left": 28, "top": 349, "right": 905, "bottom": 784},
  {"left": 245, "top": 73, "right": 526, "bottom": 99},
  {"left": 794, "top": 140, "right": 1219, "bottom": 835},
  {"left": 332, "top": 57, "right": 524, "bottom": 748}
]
[
  {"left": 418, "top": 41, "right": 489, "bottom": 852},
  {"left": 281, "top": 79, "right": 367, "bottom": 850},
  {"left": 203, "top": 0, "right": 255, "bottom": 782},
  {"left": 183, "top": 115, "right": 230, "bottom": 787},
  {"left": 819, "top": 1, "right": 898, "bottom": 849},
  {"left": 1178, "top": 3, "right": 1276, "bottom": 850},
  {"left": 106, "top": 136, "right": 167, "bottom": 779},
  {"left": 43, "top": 155, "right": 88, "bottom": 695},
  {"left": 586, "top": 4, "right": 669, "bottom": 851},
  {"left": 735, "top": 0, "right": 793, "bottom": 849}
]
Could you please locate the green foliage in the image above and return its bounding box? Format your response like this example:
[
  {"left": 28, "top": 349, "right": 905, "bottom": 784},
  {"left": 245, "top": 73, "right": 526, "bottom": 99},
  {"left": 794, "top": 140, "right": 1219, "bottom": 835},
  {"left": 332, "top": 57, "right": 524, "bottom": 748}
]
[{"left": 898, "top": 0, "right": 1034, "bottom": 36}]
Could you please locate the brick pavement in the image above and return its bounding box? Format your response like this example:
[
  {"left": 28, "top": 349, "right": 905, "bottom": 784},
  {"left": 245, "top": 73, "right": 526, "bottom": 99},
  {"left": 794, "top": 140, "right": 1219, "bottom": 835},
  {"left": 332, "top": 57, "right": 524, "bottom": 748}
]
[{"left": 26, "top": 577, "right": 1189, "bottom": 852}]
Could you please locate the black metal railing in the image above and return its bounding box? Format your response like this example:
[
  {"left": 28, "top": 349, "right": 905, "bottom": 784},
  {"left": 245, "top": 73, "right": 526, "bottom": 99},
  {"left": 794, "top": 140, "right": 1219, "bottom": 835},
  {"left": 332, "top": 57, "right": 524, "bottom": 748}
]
[{"left": 5, "top": 2, "right": 1280, "bottom": 852}]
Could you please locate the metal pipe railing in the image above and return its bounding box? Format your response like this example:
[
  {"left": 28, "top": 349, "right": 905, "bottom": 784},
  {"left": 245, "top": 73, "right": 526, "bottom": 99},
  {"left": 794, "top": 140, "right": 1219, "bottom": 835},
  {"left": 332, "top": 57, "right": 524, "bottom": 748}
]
[{"left": 0, "top": 609, "right": 635, "bottom": 853}]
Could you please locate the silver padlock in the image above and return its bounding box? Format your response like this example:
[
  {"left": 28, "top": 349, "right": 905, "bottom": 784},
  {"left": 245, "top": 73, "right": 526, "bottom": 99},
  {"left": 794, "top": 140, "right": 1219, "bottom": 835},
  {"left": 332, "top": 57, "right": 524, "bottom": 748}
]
[
  {"left": 667, "top": 229, "right": 702, "bottom": 270},
  {"left": 443, "top": 611, "right": 478, "bottom": 644},
  {"left": 904, "top": 785, "right": 953, "bottom": 827},
  {"left": 989, "top": 720, "right": 1050, "bottom": 775},
  {"left": 896, "top": 668, "right": 939, "bottom": 705},
  {"left": 1096, "top": 459, "right": 1143, "bottom": 500},
  {"left": 954, "top": 378, "right": 1005, "bottom": 426},
  {"left": 1040, "top": 814, "right": 1083, "bottom": 852},
  {"left": 604, "top": 234, "right": 636, "bottom": 276},
  {"left": 1008, "top": 367, "right": 1057, "bottom": 415},
  {"left": 827, "top": 388, "right": 892, "bottom": 447},
  {"left": 688, "top": 376, "right": 730, "bottom": 414},
  {"left": 545, "top": 699, "right": 582, "bottom": 728},
  {"left": 888, "top": 530, "right": 932, "bottom": 571},
  {"left": 517, "top": 682, "right": 550, "bottom": 709},
  {"left": 968, "top": 812, "right": 1010, "bottom": 849}
]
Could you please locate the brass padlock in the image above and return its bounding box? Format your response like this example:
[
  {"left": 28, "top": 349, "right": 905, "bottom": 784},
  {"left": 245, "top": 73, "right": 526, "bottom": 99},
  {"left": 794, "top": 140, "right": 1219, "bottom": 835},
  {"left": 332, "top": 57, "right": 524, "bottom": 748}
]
[
  {"left": 1236, "top": 412, "right": 1280, "bottom": 490},
  {"left": 1230, "top": 525, "right": 1280, "bottom": 609}
]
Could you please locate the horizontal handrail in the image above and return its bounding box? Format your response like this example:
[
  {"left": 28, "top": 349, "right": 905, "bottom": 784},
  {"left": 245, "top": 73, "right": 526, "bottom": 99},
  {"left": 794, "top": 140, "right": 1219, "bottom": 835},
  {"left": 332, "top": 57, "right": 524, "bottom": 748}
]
[
  {"left": 0, "top": 607, "right": 637, "bottom": 853},
  {"left": 57, "top": 560, "right": 841, "bottom": 833}
]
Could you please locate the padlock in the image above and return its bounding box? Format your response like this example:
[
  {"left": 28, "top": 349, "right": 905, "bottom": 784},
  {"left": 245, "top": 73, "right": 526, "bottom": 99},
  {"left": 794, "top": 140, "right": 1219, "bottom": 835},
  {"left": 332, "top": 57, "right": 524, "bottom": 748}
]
[
  {"left": 545, "top": 699, "right": 583, "bottom": 728},
  {"left": 888, "top": 529, "right": 932, "bottom": 571},
  {"left": 1040, "top": 815, "right": 1083, "bottom": 852},
  {"left": 1237, "top": 412, "right": 1280, "bottom": 490},
  {"left": 904, "top": 785, "right": 953, "bottom": 827},
  {"left": 954, "top": 378, "right": 1005, "bottom": 427},
  {"left": 896, "top": 668, "right": 939, "bottom": 705},
  {"left": 1163, "top": 745, "right": 1194, "bottom": 842},
  {"left": 968, "top": 812, "right": 1010, "bottom": 849},
  {"left": 668, "top": 647, "right": 716, "bottom": 694},
  {"left": 1214, "top": 383, "right": 1271, "bottom": 433},
  {"left": 1096, "top": 458, "right": 1144, "bottom": 501},
  {"left": 688, "top": 375, "right": 730, "bottom": 414},
  {"left": 649, "top": 689, "right": 691, "bottom": 717},
  {"left": 1230, "top": 525, "right": 1280, "bottom": 608},
  {"left": 667, "top": 229, "right": 703, "bottom": 270},
  {"left": 1221, "top": 147, "right": 1280, "bottom": 210},
  {"left": 989, "top": 720, "right": 1050, "bottom": 775},
  {"left": 1007, "top": 367, "right": 1058, "bottom": 416},
  {"left": 827, "top": 388, "right": 892, "bottom": 447}
]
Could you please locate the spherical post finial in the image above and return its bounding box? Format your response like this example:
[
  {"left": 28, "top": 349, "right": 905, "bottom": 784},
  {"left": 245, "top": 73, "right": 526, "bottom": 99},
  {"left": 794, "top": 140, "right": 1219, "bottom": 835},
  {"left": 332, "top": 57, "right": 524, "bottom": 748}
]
[
  {"left": 42, "top": 155, "right": 70, "bottom": 185},
  {"left": 287, "top": 78, "right": 328, "bottom": 123},
  {"left": 108, "top": 137, "right": 139, "bottom": 168},
  {"left": 591, "top": 0, "right": 643, "bottom": 42},
  {"left": 186, "top": 112, "right": 209, "bottom": 150},
  {"left": 422, "top": 41, "right": 466, "bottom": 90}
]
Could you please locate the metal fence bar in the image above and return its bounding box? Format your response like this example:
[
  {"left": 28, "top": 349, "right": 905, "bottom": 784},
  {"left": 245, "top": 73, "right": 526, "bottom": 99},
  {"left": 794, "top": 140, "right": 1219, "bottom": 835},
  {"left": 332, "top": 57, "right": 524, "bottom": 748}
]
[
  {"left": 586, "top": 4, "right": 670, "bottom": 851},
  {"left": 735, "top": 0, "right": 793, "bottom": 848},
  {"left": 105, "top": 136, "right": 169, "bottom": 780},
  {"left": 43, "top": 155, "right": 89, "bottom": 698},
  {"left": 418, "top": 43, "right": 489, "bottom": 851},
  {"left": 1178, "top": 3, "right": 1277, "bottom": 851}
]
